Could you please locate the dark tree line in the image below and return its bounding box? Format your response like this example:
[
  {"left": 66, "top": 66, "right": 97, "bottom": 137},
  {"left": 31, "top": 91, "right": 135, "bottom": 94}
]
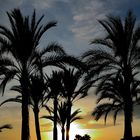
[{"left": 74, "top": 134, "right": 91, "bottom": 140}]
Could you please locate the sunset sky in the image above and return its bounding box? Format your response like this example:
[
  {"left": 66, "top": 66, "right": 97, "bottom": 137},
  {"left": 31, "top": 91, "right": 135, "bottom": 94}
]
[{"left": 0, "top": 0, "right": 140, "bottom": 140}]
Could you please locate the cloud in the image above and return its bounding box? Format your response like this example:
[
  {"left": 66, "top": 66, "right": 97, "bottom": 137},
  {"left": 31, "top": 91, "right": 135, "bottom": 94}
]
[
  {"left": 70, "top": 0, "right": 111, "bottom": 41},
  {"left": 76, "top": 112, "right": 121, "bottom": 130},
  {"left": 133, "top": 105, "right": 140, "bottom": 119},
  {"left": 70, "top": 0, "right": 140, "bottom": 41},
  {"left": 22, "top": 0, "right": 70, "bottom": 11},
  {"left": 0, "top": 105, "right": 21, "bottom": 118},
  {"left": 40, "top": 122, "right": 53, "bottom": 132},
  {"left": 0, "top": 0, "right": 23, "bottom": 25},
  {"left": 0, "top": 0, "right": 22, "bottom": 10},
  {"left": 26, "top": 0, "right": 52, "bottom": 10}
]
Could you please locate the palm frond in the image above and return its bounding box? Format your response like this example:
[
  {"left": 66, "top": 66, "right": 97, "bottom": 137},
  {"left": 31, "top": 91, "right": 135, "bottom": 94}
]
[
  {"left": 36, "top": 21, "right": 57, "bottom": 41},
  {"left": 0, "top": 124, "right": 12, "bottom": 132},
  {"left": 0, "top": 69, "right": 17, "bottom": 95},
  {"left": 0, "top": 95, "right": 22, "bottom": 107},
  {"left": 41, "top": 115, "right": 54, "bottom": 121},
  {"left": 10, "top": 85, "right": 22, "bottom": 93},
  {"left": 39, "top": 42, "right": 66, "bottom": 56}
]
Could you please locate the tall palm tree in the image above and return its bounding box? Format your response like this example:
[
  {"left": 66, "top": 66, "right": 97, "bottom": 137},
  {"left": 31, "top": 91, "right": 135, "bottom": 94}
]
[
  {"left": 0, "top": 9, "right": 66, "bottom": 140},
  {"left": 82, "top": 11, "right": 140, "bottom": 139}
]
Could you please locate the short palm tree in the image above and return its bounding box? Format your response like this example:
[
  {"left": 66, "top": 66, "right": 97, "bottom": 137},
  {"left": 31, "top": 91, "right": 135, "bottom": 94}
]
[
  {"left": 82, "top": 11, "right": 140, "bottom": 139},
  {"left": 45, "top": 71, "right": 64, "bottom": 140},
  {"left": 57, "top": 102, "right": 82, "bottom": 140},
  {"left": 61, "top": 68, "right": 86, "bottom": 140},
  {"left": 42, "top": 101, "right": 82, "bottom": 140},
  {"left": 0, "top": 72, "right": 48, "bottom": 140},
  {"left": 28, "top": 73, "right": 48, "bottom": 140},
  {"left": 57, "top": 102, "right": 68, "bottom": 140}
]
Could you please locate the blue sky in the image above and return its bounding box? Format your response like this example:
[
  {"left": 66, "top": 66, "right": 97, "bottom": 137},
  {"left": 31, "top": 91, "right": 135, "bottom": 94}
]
[
  {"left": 0, "top": 0, "right": 140, "bottom": 140},
  {"left": 1, "top": 0, "right": 140, "bottom": 56}
]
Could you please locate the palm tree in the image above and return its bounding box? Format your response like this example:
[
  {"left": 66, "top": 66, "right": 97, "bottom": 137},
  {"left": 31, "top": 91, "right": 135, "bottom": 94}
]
[
  {"left": 42, "top": 102, "right": 82, "bottom": 140},
  {"left": 45, "top": 71, "right": 64, "bottom": 140},
  {"left": 0, "top": 9, "right": 66, "bottom": 140},
  {"left": 57, "top": 102, "right": 82, "bottom": 140},
  {"left": 61, "top": 68, "right": 86, "bottom": 140},
  {"left": 57, "top": 102, "right": 68, "bottom": 140},
  {"left": 82, "top": 11, "right": 140, "bottom": 139},
  {"left": 0, "top": 72, "right": 48, "bottom": 140},
  {"left": 28, "top": 73, "right": 48, "bottom": 140}
]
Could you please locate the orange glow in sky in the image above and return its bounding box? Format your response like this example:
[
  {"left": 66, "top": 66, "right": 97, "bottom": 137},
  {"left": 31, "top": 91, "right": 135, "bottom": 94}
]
[{"left": 41, "top": 122, "right": 100, "bottom": 140}]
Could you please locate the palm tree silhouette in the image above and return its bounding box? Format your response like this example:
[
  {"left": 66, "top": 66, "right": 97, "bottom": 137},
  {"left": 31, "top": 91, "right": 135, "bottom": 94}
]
[
  {"left": 61, "top": 68, "right": 86, "bottom": 140},
  {"left": 45, "top": 71, "right": 64, "bottom": 140},
  {"left": 0, "top": 9, "right": 65, "bottom": 140},
  {"left": 28, "top": 73, "right": 48, "bottom": 140},
  {"left": 42, "top": 101, "right": 82, "bottom": 140},
  {"left": 92, "top": 74, "right": 125, "bottom": 124},
  {"left": 57, "top": 102, "right": 82, "bottom": 140},
  {"left": 92, "top": 73, "right": 140, "bottom": 137},
  {"left": 82, "top": 10, "right": 140, "bottom": 139},
  {"left": 0, "top": 72, "right": 48, "bottom": 140},
  {"left": 57, "top": 102, "right": 69, "bottom": 140}
]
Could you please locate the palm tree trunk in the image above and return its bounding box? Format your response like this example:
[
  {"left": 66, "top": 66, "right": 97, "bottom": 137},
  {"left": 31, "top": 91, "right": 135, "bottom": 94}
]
[
  {"left": 53, "top": 97, "right": 58, "bottom": 140},
  {"left": 33, "top": 107, "right": 41, "bottom": 140},
  {"left": 21, "top": 66, "right": 30, "bottom": 140},
  {"left": 66, "top": 101, "right": 72, "bottom": 140},
  {"left": 122, "top": 63, "right": 133, "bottom": 140},
  {"left": 61, "top": 125, "right": 65, "bottom": 140},
  {"left": 123, "top": 101, "right": 132, "bottom": 140},
  {"left": 21, "top": 95, "right": 29, "bottom": 140}
]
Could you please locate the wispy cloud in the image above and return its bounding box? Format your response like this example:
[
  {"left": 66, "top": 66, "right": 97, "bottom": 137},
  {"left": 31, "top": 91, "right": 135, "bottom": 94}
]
[
  {"left": 70, "top": 0, "right": 140, "bottom": 41},
  {"left": 77, "top": 112, "right": 121, "bottom": 130},
  {"left": 23, "top": 0, "right": 70, "bottom": 10},
  {"left": 40, "top": 122, "right": 53, "bottom": 132},
  {"left": 133, "top": 105, "right": 140, "bottom": 119},
  {"left": 70, "top": 0, "right": 111, "bottom": 41}
]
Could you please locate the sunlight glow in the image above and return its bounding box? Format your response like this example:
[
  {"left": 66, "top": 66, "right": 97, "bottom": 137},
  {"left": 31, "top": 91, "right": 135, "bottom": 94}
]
[
  {"left": 41, "top": 123, "right": 100, "bottom": 140},
  {"left": 69, "top": 123, "right": 84, "bottom": 140},
  {"left": 41, "top": 132, "right": 50, "bottom": 140}
]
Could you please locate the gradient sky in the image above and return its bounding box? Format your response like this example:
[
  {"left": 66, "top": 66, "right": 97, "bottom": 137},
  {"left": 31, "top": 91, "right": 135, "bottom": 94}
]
[{"left": 0, "top": 0, "right": 140, "bottom": 140}]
